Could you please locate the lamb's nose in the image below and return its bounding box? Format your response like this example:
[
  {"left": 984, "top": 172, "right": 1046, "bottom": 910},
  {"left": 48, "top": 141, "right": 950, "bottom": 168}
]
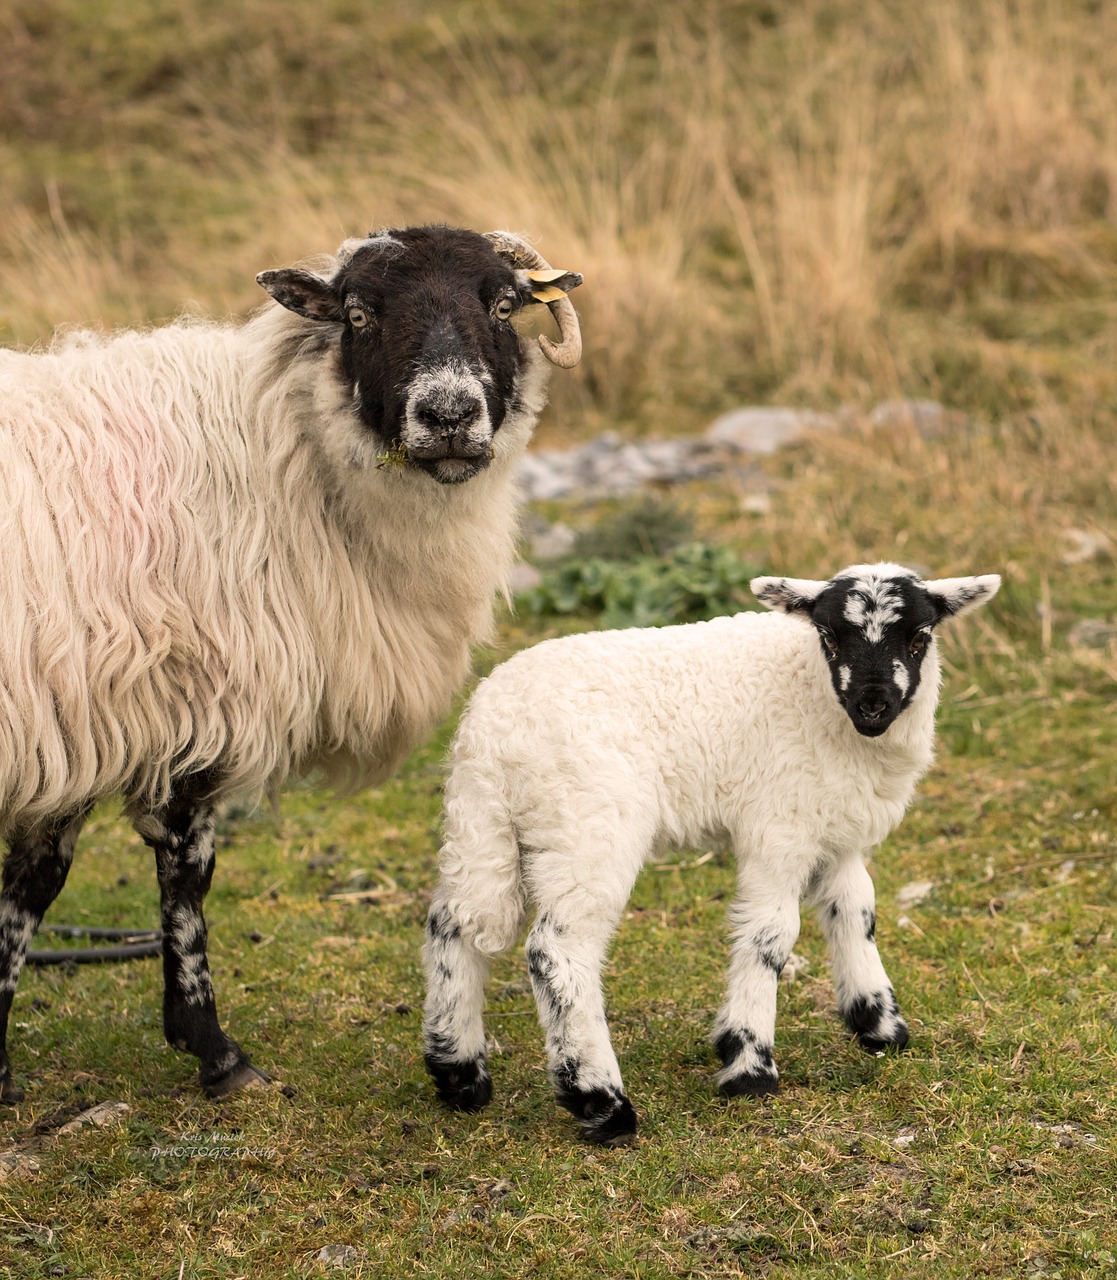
[{"left": 857, "top": 694, "right": 890, "bottom": 720}]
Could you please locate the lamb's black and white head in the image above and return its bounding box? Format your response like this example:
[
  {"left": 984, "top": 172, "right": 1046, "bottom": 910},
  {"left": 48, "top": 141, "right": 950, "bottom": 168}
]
[
  {"left": 751, "top": 563, "right": 1001, "bottom": 737},
  {"left": 257, "top": 226, "right": 582, "bottom": 485}
]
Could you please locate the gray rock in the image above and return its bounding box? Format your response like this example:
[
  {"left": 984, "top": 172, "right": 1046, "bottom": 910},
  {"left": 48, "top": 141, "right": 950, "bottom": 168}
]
[
  {"left": 315, "top": 1244, "right": 367, "bottom": 1270},
  {"left": 869, "top": 399, "right": 948, "bottom": 436},
  {"left": 705, "top": 406, "right": 838, "bottom": 455},
  {"left": 528, "top": 522, "right": 577, "bottom": 562},
  {"left": 1068, "top": 618, "right": 1117, "bottom": 649},
  {"left": 507, "top": 561, "right": 543, "bottom": 593}
]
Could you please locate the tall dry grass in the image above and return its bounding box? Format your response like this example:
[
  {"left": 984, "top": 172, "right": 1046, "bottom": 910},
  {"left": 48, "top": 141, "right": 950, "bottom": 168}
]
[{"left": 2, "top": 0, "right": 1116, "bottom": 432}]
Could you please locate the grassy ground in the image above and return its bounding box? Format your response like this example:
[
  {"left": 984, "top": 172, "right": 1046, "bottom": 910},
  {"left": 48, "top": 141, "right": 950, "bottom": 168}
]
[
  {"left": 0, "top": 446, "right": 1113, "bottom": 1278},
  {"left": 1, "top": 0, "right": 1116, "bottom": 1276}
]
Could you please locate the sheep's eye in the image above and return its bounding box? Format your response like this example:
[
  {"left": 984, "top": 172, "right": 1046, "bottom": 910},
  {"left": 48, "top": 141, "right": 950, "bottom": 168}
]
[
  {"left": 348, "top": 306, "right": 370, "bottom": 328},
  {"left": 818, "top": 629, "right": 839, "bottom": 657},
  {"left": 494, "top": 297, "right": 516, "bottom": 322},
  {"left": 909, "top": 631, "right": 930, "bottom": 657}
]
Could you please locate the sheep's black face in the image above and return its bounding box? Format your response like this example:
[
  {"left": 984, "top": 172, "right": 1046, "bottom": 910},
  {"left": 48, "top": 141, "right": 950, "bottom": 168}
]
[
  {"left": 257, "top": 226, "right": 581, "bottom": 485},
  {"left": 805, "top": 571, "right": 940, "bottom": 736},
  {"left": 751, "top": 565, "right": 1001, "bottom": 738}
]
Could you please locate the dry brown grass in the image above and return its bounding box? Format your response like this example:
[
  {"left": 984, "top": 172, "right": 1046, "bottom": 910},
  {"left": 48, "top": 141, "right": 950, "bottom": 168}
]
[{"left": 3, "top": 0, "right": 1116, "bottom": 433}]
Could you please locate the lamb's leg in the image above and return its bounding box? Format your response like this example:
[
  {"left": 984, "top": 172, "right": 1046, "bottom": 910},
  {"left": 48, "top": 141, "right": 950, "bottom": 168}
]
[
  {"left": 135, "top": 788, "right": 268, "bottom": 1096},
  {"left": 422, "top": 892, "right": 494, "bottom": 1112},
  {"left": 0, "top": 811, "right": 88, "bottom": 1102},
  {"left": 813, "top": 855, "right": 909, "bottom": 1052},
  {"left": 713, "top": 862, "right": 802, "bottom": 1097},
  {"left": 527, "top": 906, "right": 637, "bottom": 1146}
]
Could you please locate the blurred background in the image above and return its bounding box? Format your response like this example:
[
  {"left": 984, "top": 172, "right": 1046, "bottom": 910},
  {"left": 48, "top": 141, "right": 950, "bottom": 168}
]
[{"left": 3, "top": 0, "right": 1116, "bottom": 442}]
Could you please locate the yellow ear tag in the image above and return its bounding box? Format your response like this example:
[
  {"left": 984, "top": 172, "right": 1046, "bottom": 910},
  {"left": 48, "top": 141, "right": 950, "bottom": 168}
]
[
  {"left": 526, "top": 268, "right": 569, "bottom": 283},
  {"left": 530, "top": 284, "right": 570, "bottom": 303}
]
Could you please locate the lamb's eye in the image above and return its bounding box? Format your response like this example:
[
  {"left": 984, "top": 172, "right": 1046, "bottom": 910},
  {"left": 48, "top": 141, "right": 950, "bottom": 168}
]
[
  {"left": 494, "top": 297, "right": 515, "bottom": 321},
  {"left": 909, "top": 631, "right": 930, "bottom": 657},
  {"left": 348, "top": 307, "right": 370, "bottom": 328},
  {"left": 818, "top": 629, "right": 839, "bottom": 657}
]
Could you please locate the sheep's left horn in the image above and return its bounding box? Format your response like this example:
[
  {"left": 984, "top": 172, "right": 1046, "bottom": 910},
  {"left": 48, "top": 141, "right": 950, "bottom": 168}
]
[{"left": 483, "top": 231, "right": 583, "bottom": 368}]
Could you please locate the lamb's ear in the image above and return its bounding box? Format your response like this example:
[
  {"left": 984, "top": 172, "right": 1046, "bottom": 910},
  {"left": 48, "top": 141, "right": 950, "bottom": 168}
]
[
  {"left": 750, "top": 575, "right": 828, "bottom": 615},
  {"left": 256, "top": 268, "right": 344, "bottom": 322},
  {"left": 923, "top": 574, "right": 1001, "bottom": 621}
]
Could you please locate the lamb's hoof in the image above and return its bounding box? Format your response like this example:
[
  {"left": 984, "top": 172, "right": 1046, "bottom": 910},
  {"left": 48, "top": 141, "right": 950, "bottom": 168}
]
[
  {"left": 425, "top": 1055, "right": 493, "bottom": 1112},
  {"left": 558, "top": 1086, "right": 639, "bottom": 1146},
  {"left": 856, "top": 1021, "right": 910, "bottom": 1054},
  {"left": 0, "top": 1069, "right": 24, "bottom": 1105},
  {"left": 201, "top": 1059, "right": 272, "bottom": 1099},
  {"left": 719, "top": 1070, "right": 780, "bottom": 1099},
  {"left": 845, "top": 992, "right": 909, "bottom": 1054}
]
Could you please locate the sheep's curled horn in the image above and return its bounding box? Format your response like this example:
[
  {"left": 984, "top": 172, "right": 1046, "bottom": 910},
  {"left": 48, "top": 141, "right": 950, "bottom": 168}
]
[{"left": 483, "top": 231, "right": 583, "bottom": 369}]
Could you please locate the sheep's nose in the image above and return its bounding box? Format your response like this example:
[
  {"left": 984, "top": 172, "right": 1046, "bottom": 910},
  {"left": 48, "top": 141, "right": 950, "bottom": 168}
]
[
  {"left": 415, "top": 396, "right": 483, "bottom": 437},
  {"left": 857, "top": 693, "right": 891, "bottom": 721}
]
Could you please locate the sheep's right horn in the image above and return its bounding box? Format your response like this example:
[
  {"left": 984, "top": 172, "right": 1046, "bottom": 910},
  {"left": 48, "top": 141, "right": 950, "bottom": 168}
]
[{"left": 483, "top": 231, "right": 583, "bottom": 368}]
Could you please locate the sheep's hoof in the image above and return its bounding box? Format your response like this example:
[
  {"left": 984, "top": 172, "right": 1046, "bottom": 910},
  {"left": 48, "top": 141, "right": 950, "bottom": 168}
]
[
  {"left": 201, "top": 1059, "right": 272, "bottom": 1099},
  {"left": 557, "top": 1086, "right": 639, "bottom": 1146},
  {"left": 0, "top": 1069, "right": 24, "bottom": 1105},
  {"left": 719, "top": 1071, "right": 780, "bottom": 1098},
  {"left": 426, "top": 1055, "right": 493, "bottom": 1112}
]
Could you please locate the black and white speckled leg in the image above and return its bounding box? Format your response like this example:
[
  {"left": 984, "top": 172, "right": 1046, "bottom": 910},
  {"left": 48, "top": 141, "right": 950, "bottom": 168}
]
[
  {"left": 526, "top": 909, "right": 638, "bottom": 1146},
  {"left": 0, "top": 810, "right": 88, "bottom": 1103},
  {"left": 813, "top": 855, "right": 909, "bottom": 1053},
  {"left": 422, "top": 893, "right": 494, "bottom": 1112},
  {"left": 713, "top": 858, "right": 803, "bottom": 1098},
  {"left": 135, "top": 783, "right": 268, "bottom": 1097}
]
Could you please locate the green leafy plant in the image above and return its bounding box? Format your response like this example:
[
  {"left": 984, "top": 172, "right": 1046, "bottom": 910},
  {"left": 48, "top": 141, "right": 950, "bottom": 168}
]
[{"left": 518, "top": 541, "right": 759, "bottom": 629}]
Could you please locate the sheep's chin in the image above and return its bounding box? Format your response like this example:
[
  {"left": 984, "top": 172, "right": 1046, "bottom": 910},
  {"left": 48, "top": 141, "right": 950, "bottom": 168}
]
[{"left": 414, "top": 455, "right": 491, "bottom": 485}]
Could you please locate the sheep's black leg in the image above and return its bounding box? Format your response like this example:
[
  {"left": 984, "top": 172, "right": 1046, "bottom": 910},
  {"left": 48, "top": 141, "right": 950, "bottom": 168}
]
[
  {"left": 0, "top": 811, "right": 88, "bottom": 1103},
  {"left": 136, "top": 786, "right": 268, "bottom": 1097}
]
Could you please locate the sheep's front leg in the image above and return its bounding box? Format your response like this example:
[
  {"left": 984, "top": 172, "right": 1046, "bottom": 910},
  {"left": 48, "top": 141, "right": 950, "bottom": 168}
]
[
  {"left": 422, "top": 893, "right": 494, "bottom": 1112},
  {"left": 527, "top": 909, "right": 637, "bottom": 1146},
  {"left": 813, "top": 855, "right": 909, "bottom": 1052},
  {"left": 0, "top": 811, "right": 88, "bottom": 1103},
  {"left": 136, "top": 790, "right": 268, "bottom": 1096},
  {"left": 713, "top": 859, "right": 803, "bottom": 1097}
]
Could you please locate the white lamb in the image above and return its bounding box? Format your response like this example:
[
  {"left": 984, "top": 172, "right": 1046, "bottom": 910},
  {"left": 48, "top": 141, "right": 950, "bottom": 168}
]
[{"left": 423, "top": 562, "right": 1000, "bottom": 1144}]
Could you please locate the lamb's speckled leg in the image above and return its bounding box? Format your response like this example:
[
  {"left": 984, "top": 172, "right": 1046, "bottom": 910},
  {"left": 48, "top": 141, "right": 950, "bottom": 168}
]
[
  {"left": 813, "top": 855, "right": 909, "bottom": 1053},
  {"left": 422, "top": 893, "right": 495, "bottom": 1112},
  {"left": 0, "top": 811, "right": 88, "bottom": 1103},
  {"left": 526, "top": 905, "right": 638, "bottom": 1146},
  {"left": 135, "top": 787, "right": 268, "bottom": 1097},
  {"left": 713, "top": 850, "right": 805, "bottom": 1097}
]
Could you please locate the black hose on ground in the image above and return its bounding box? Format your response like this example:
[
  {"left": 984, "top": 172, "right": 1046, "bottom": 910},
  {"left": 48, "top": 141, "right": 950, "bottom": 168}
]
[{"left": 27, "top": 924, "right": 163, "bottom": 965}]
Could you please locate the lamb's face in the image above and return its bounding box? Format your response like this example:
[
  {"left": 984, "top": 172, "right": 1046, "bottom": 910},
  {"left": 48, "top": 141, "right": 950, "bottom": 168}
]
[
  {"left": 257, "top": 226, "right": 582, "bottom": 485},
  {"left": 751, "top": 564, "right": 1001, "bottom": 738}
]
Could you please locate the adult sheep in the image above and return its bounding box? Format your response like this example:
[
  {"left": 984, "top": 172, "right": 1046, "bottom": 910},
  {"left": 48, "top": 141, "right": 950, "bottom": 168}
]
[
  {"left": 423, "top": 563, "right": 999, "bottom": 1144},
  {"left": 0, "top": 224, "right": 583, "bottom": 1102}
]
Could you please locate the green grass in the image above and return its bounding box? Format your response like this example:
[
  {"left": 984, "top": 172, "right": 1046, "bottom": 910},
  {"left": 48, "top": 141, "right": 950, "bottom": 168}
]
[
  {"left": 1, "top": 467, "right": 1114, "bottom": 1277},
  {"left": 2, "top": 0, "right": 1117, "bottom": 1273}
]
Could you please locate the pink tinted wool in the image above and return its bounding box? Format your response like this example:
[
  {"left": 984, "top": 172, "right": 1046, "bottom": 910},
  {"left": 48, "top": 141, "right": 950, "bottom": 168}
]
[{"left": 0, "top": 297, "right": 548, "bottom": 834}]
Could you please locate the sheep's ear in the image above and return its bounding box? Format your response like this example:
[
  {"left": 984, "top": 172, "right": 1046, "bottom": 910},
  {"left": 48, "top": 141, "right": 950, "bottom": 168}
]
[
  {"left": 750, "top": 575, "right": 828, "bottom": 615},
  {"left": 923, "top": 574, "right": 1001, "bottom": 621},
  {"left": 256, "top": 268, "right": 344, "bottom": 322},
  {"left": 522, "top": 268, "right": 583, "bottom": 304}
]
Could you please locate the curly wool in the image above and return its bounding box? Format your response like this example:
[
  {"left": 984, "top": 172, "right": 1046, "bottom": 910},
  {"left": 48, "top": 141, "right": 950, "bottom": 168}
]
[
  {"left": 437, "top": 609, "right": 940, "bottom": 957},
  {"left": 0, "top": 298, "right": 547, "bottom": 835}
]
